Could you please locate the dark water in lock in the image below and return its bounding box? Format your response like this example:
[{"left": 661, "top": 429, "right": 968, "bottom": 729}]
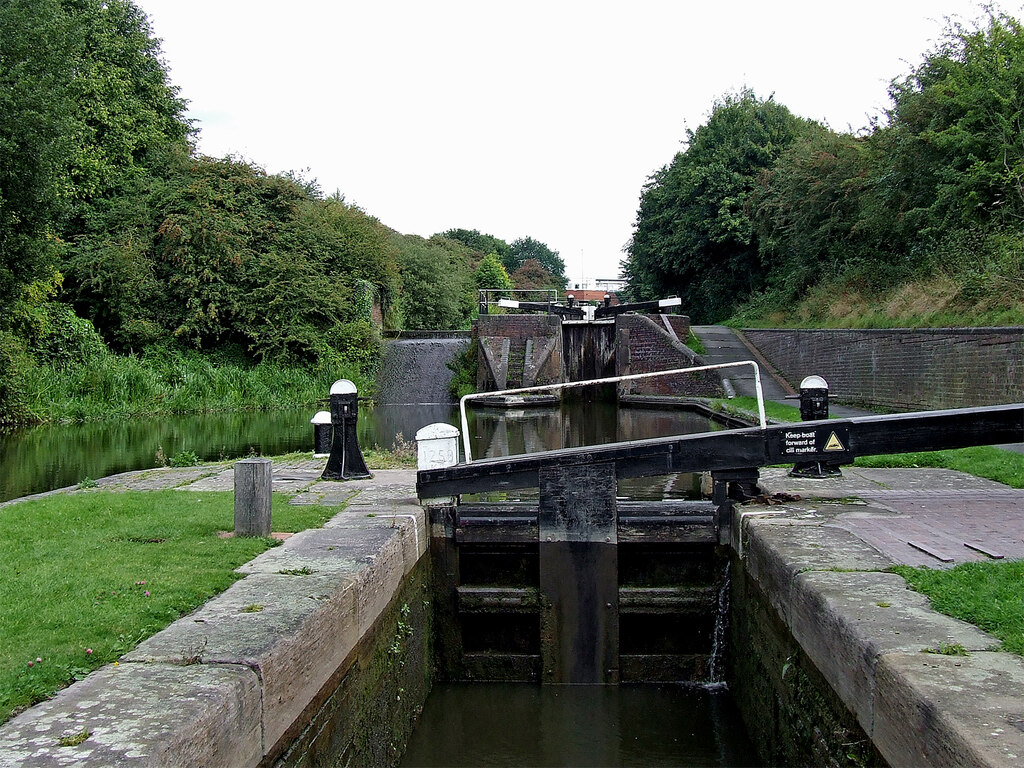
[{"left": 401, "top": 683, "right": 759, "bottom": 767}]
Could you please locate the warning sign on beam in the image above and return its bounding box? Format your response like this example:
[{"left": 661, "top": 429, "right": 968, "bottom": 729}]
[{"left": 777, "top": 426, "right": 851, "bottom": 457}]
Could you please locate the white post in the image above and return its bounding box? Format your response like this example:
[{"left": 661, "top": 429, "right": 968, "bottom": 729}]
[{"left": 416, "top": 423, "right": 460, "bottom": 506}]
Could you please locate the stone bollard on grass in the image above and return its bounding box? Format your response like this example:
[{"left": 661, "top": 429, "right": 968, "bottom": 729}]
[{"left": 234, "top": 458, "right": 272, "bottom": 537}]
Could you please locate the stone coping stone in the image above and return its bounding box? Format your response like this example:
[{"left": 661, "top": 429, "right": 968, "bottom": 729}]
[
  {"left": 740, "top": 508, "right": 1020, "bottom": 768},
  {"left": 0, "top": 663, "right": 261, "bottom": 767},
  {"left": 874, "top": 651, "right": 1024, "bottom": 767},
  {"left": 0, "top": 469, "right": 425, "bottom": 766}
]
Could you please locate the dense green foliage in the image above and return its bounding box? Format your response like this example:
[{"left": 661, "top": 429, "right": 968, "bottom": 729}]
[
  {"left": 18, "top": 345, "right": 366, "bottom": 423},
  {"left": 437, "top": 228, "right": 511, "bottom": 262},
  {"left": 510, "top": 258, "right": 563, "bottom": 291},
  {"left": 474, "top": 252, "right": 514, "bottom": 292},
  {"left": 0, "top": 0, "right": 565, "bottom": 424},
  {"left": 389, "top": 232, "right": 476, "bottom": 330},
  {"left": 624, "top": 10, "right": 1024, "bottom": 327},
  {"left": 507, "top": 236, "right": 567, "bottom": 289},
  {"left": 0, "top": 489, "right": 333, "bottom": 722},
  {"left": 67, "top": 155, "right": 394, "bottom": 363},
  {"left": 623, "top": 90, "right": 812, "bottom": 321},
  {"left": 894, "top": 561, "right": 1024, "bottom": 656}
]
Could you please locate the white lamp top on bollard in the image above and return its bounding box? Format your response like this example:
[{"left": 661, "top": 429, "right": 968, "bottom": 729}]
[
  {"left": 310, "top": 410, "right": 332, "bottom": 425},
  {"left": 330, "top": 379, "right": 358, "bottom": 395},
  {"left": 799, "top": 375, "right": 829, "bottom": 391}
]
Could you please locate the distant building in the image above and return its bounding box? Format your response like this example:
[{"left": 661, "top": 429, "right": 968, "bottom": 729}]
[{"left": 565, "top": 289, "right": 620, "bottom": 306}]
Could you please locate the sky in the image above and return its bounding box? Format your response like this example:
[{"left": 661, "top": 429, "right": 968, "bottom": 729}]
[{"left": 134, "top": 0, "right": 1009, "bottom": 288}]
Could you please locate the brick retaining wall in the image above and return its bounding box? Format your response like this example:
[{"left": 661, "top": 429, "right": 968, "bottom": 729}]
[
  {"left": 617, "top": 314, "right": 722, "bottom": 398},
  {"left": 742, "top": 328, "right": 1024, "bottom": 411}
]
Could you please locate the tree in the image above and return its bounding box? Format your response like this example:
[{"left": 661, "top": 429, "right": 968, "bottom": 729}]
[
  {"left": 510, "top": 258, "right": 560, "bottom": 291},
  {"left": 436, "top": 228, "right": 511, "bottom": 261},
  {"left": 391, "top": 232, "right": 476, "bottom": 330},
  {"left": 507, "top": 237, "right": 566, "bottom": 288},
  {"left": 880, "top": 11, "right": 1024, "bottom": 238},
  {"left": 623, "top": 89, "right": 813, "bottom": 322},
  {"left": 474, "top": 253, "right": 513, "bottom": 292},
  {"left": 0, "top": 0, "right": 72, "bottom": 316},
  {"left": 752, "top": 127, "right": 879, "bottom": 296}
]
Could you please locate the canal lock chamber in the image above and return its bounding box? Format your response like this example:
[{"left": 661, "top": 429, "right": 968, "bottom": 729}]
[
  {"left": 397, "top": 464, "right": 768, "bottom": 767},
  {"left": 394, "top": 498, "right": 883, "bottom": 767}
]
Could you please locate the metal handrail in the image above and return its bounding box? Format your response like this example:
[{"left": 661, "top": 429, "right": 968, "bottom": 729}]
[{"left": 458, "top": 361, "right": 766, "bottom": 463}]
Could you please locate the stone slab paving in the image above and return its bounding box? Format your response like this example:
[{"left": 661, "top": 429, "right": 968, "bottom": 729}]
[{"left": 758, "top": 466, "right": 1024, "bottom": 568}]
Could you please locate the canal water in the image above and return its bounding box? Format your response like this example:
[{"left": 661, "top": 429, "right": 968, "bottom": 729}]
[
  {"left": 401, "top": 683, "right": 759, "bottom": 767},
  {"left": 1, "top": 395, "right": 762, "bottom": 764},
  {"left": 0, "top": 400, "right": 724, "bottom": 503}
]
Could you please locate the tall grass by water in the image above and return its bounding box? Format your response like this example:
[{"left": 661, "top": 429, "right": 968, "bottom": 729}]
[{"left": 19, "top": 348, "right": 371, "bottom": 424}]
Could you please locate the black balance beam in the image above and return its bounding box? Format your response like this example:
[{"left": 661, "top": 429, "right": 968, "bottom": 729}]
[{"left": 417, "top": 403, "right": 1024, "bottom": 497}]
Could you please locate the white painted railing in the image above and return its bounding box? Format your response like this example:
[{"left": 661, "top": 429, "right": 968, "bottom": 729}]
[{"left": 459, "top": 361, "right": 766, "bottom": 463}]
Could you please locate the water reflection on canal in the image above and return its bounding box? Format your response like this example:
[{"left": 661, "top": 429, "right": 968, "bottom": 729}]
[
  {"left": 0, "top": 399, "right": 723, "bottom": 502},
  {"left": 401, "top": 682, "right": 759, "bottom": 767}
]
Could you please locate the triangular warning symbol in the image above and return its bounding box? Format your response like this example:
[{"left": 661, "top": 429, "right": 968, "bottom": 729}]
[{"left": 824, "top": 432, "right": 845, "bottom": 452}]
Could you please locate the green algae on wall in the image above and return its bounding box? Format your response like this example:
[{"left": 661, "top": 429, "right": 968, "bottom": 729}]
[{"left": 275, "top": 559, "right": 434, "bottom": 767}]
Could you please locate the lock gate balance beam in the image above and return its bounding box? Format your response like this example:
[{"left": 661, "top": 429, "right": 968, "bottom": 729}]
[{"left": 417, "top": 403, "right": 1024, "bottom": 498}]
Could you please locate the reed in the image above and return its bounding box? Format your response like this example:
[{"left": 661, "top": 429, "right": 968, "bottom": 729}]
[{"left": 20, "top": 350, "right": 372, "bottom": 424}]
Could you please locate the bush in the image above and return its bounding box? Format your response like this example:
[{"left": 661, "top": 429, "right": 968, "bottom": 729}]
[
  {"left": 25, "top": 303, "right": 108, "bottom": 369},
  {"left": 0, "top": 331, "right": 31, "bottom": 424}
]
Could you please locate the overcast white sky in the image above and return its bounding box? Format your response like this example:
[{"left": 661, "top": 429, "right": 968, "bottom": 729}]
[{"left": 135, "top": 0, "right": 1008, "bottom": 287}]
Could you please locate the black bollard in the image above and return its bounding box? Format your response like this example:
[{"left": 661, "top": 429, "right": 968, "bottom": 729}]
[
  {"left": 310, "top": 410, "right": 332, "bottom": 457},
  {"left": 321, "top": 380, "right": 372, "bottom": 481},
  {"left": 790, "top": 375, "right": 842, "bottom": 478}
]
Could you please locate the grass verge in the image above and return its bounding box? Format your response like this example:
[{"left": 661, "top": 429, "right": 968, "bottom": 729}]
[
  {"left": 711, "top": 395, "right": 802, "bottom": 424},
  {"left": 893, "top": 561, "right": 1024, "bottom": 656},
  {"left": 0, "top": 489, "right": 333, "bottom": 724}
]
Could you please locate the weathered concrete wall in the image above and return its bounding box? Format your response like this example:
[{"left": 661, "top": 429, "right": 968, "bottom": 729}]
[
  {"left": 475, "top": 314, "right": 563, "bottom": 391},
  {"left": 275, "top": 559, "right": 432, "bottom": 767},
  {"left": 0, "top": 472, "right": 430, "bottom": 768},
  {"left": 742, "top": 327, "right": 1024, "bottom": 410},
  {"left": 732, "top": 505, "right": 1024, "bottom": 767},
  {"left": 616, "top": 314, "right": 723, "bottom": 399}
]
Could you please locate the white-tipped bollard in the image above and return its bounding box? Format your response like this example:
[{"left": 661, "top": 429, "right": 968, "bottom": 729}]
[{"left": 310, "top": 410, "right": 332, "bottom": 457}]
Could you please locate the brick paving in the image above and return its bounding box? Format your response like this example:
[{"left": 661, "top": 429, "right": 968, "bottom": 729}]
[{"left": 759, "top": 467, "right": 1024, "bottom": 568}]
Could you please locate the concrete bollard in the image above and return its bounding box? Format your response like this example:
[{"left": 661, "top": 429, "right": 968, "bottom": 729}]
[
  {"left": 416, "top": 423, "right": 459, "bottom": 506},
  {"left": 234, "top": 458, "right": 272, "bottom": 537},
  {"left": 321, "top": 379, "right": 371, "bottom": 481},
  {"left": 415, "top": 422, "right": 460, "bottom": 469},
  {"left": 310, "top": 410, "right": 332, "bottom": 457}
]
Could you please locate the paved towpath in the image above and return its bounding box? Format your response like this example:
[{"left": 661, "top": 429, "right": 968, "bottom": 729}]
[{"left": 757, "top": 466, "right": 1024, "bottom": 568}]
